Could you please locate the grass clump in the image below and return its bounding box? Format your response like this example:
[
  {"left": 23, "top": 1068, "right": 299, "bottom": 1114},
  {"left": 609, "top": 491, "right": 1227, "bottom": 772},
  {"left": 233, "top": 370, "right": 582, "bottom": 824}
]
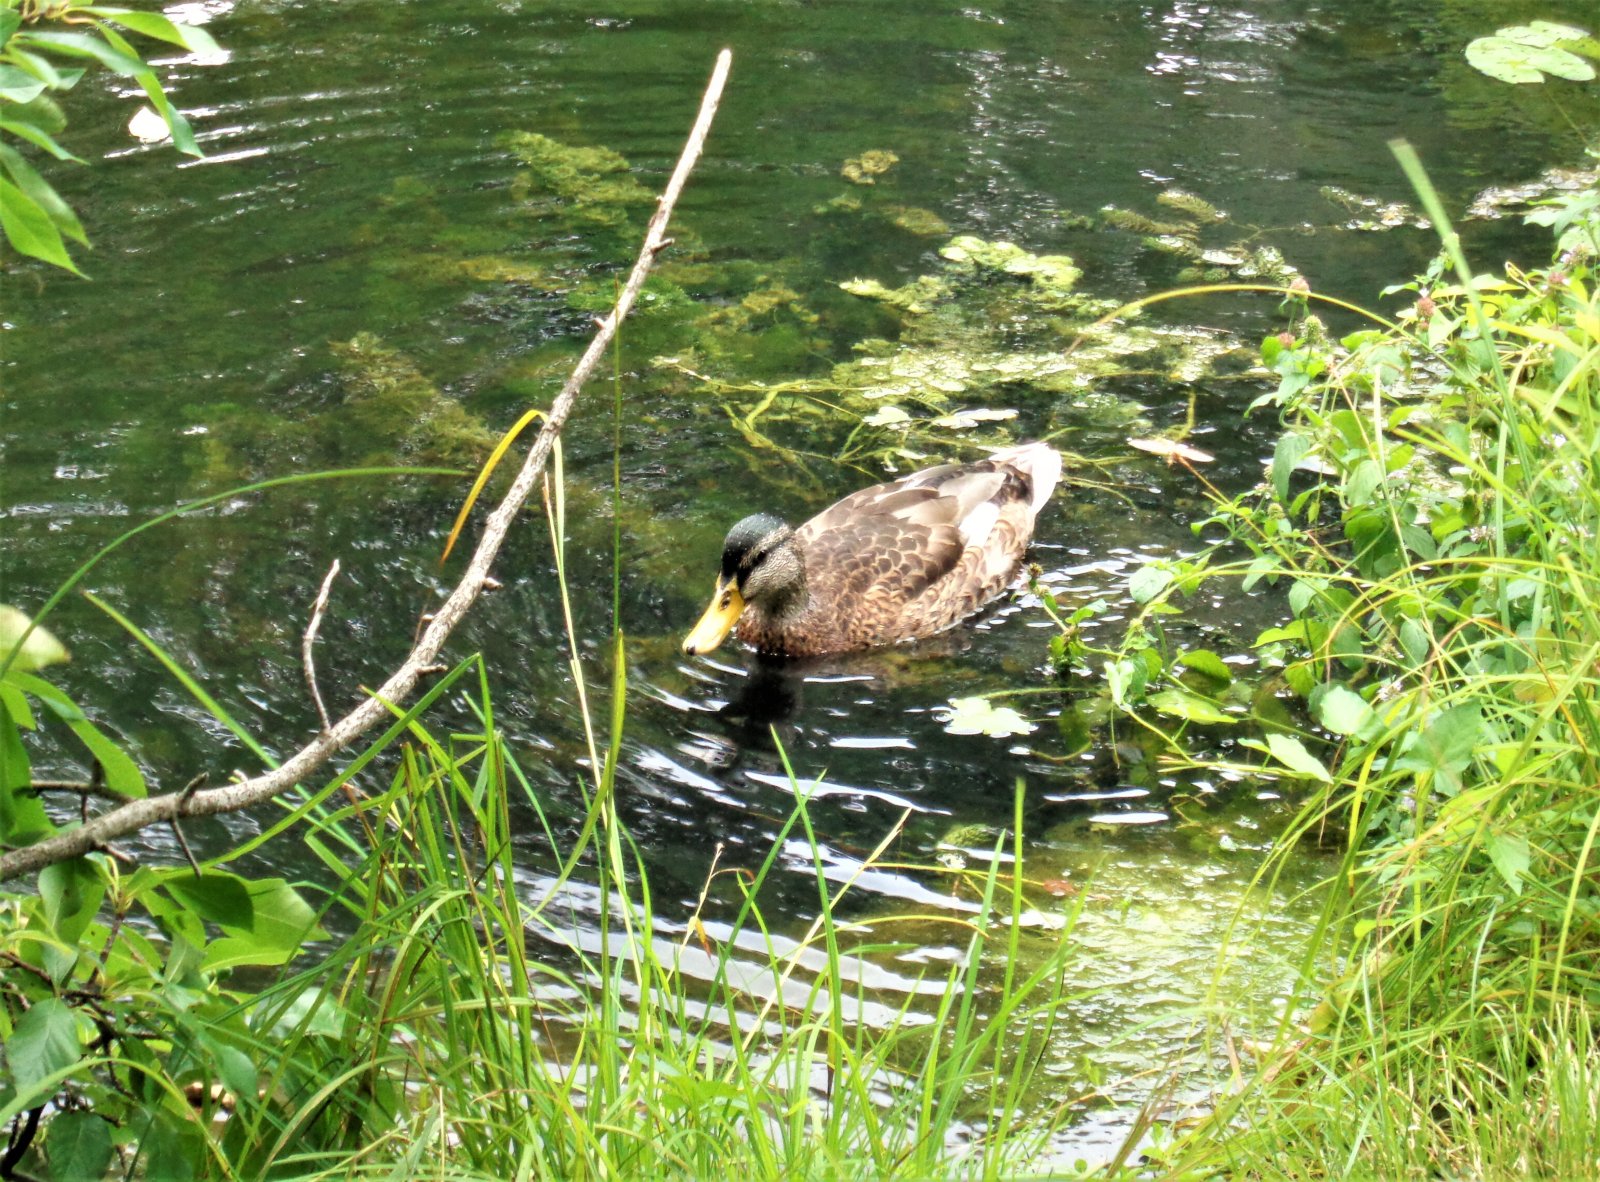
[{"left": 1126, "top": 170, "right": 1600, "bottom": 1177}]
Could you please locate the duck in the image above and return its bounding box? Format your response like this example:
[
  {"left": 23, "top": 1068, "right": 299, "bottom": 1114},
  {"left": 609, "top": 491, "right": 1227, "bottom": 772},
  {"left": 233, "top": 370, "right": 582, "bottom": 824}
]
[{"left": 682, "top": 441, "right": 1062, "bottom": 658}]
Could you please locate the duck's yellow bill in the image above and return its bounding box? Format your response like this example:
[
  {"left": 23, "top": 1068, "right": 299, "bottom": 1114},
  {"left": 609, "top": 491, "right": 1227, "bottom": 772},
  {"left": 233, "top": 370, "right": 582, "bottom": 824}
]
[{"left": 682, "top": 578, "right": 745, "bottom": 655}]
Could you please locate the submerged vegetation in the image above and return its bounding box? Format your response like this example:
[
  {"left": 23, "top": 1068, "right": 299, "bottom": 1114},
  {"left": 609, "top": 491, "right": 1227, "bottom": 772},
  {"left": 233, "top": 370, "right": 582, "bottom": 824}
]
[{"left": 5, "top": 12, "right": 1600, "bottom": 1182}]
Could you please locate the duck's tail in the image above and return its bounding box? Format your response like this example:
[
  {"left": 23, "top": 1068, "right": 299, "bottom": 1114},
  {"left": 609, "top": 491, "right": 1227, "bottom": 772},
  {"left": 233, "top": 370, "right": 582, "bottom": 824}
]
[{"left": 988, "top": 441, "right": 1062, "bottom": 515}]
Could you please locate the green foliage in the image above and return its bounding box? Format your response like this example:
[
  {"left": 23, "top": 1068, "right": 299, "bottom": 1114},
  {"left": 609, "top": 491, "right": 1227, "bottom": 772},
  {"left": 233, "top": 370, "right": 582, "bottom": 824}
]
[
  {"left": 0, "top": 0, "right": 219, "bottom": 273},
  {"left": 1132, "top": 152, "right": 1600, "bottom": 1175},
  {"left": 1466, "top": 21, "right": 1600, "bottom": 84}
]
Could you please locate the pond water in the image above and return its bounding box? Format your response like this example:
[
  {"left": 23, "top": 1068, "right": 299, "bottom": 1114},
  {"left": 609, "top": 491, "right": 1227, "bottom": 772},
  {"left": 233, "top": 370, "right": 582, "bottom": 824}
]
[{"left": 5, "top": 0, "right": 1596, "bottom": 1163}]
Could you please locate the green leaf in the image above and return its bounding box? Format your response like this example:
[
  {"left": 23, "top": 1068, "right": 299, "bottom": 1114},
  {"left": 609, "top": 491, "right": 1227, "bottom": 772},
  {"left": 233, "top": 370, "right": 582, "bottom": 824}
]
[
  {"left": 45, "top": 1111, "right": 112, "bottom": 1182},
  {"left": 1128, "top": 564, "right": 1173, "bottom": 604},
  {"left": 98, "top": 25, "right": 201, "bottom": 157},
  {"left": 1177, "top": 648, "right": 1232, "bottom": 683},
  {"left": 1396, "top": 704, "right": 1482, "bottom": 777},
  {"left": 1466, "top": 35, "right": 1596, "bottom": 83},
  {"left": 202, "top": 879, "right": 325, "bottom": 970},
  {"left": 1399, "top": 617, "right": 1431, "bottom": 664},
  {"left": 0, "top": 116, "right": 82, "bottom": 163},
  {"left": 212, "top": 1042, "right": 257, "bottom": 1103},
  {"left": 138, "top": 1115, "right": 200, "bottom": 1182},
  {"left": 0, "top": 64, "right": 46, "bottom": 103},
  {"left": 4, "top": 50, "right": 86, "bottom": 92},
  {"left": 0, "top": 697, "right": 52, "bottom": 844},
  {"left": 0, "top": 174, "right": 82, "bottom": 273},
  {"left": 1485, "top": 832, "right": 1530, "bottom": 895},
  {"left": 7, "top": 998, "right": 81, "bottom": 1095},
  {"left": 162, "top": 872, "right": 254, "bottom": 929},
  {"left": 1313, "top": 683, "right": 1376, "bottom": 737},
  {"left": 0, "top": 605, "right": 69, "bottom": 672},
  {"left": 1264, "top": 732, "right": 1332, "bottom": 782},
  {"left": 1271, "top": 432, "right": 1311, "bottom": 503},
  {"left": 14, "top": 30, "right": 148, "bottom": 76},
  {"left": 941, "top": 695, "right": 1035, "bottom": 739},
  {"left": 1147, "top": 688, "right": 1236, "bottom": 725},
  {"left": 61, "top": 715, "right": 146, "bottom": 796},
  {"left": 39, "top": 857, "right": 104, "bottom": 946},
  {"left": 0, "top": 144, "right": 87, "bottom": 240},
  {"left": 82, "top": 7, "right": 222, "bottom": 56}
]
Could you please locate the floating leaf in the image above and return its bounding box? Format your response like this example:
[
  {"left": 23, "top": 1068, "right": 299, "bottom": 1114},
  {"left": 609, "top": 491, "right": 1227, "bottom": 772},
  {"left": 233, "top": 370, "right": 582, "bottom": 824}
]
[
  {"left": 1129, "top": 437, "right": 1214, "bottom": 464},
  {"left": 1466, "top": 35, "right": 1595, "bottom": 83},
  {"left": 127, "top": 104, "right": 170, "bottom": 143},
  {"left": 941, "top": 696, "right": 1035, "bottom": 738}
]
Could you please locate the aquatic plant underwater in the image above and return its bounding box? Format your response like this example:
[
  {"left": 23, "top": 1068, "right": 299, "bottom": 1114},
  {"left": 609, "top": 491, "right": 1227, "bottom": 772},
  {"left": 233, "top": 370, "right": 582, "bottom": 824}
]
[{"left": 4, "top": 13, "right": 1600, "bottom": 1181}]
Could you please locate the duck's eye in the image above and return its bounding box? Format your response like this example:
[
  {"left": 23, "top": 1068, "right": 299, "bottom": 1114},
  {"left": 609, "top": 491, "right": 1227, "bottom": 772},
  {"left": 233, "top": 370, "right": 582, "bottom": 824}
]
[{"left": 719, "top": 590, "right": 734, "bottom": 609}]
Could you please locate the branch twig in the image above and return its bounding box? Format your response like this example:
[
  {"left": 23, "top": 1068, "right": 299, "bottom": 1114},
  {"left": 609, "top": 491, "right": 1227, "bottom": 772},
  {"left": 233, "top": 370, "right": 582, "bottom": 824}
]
[
  {"left": 0, "top": 49, "right": 733, "bottom": 883},
  {"left": 303, "top": 559, "right": 341, "bottom": 735}
]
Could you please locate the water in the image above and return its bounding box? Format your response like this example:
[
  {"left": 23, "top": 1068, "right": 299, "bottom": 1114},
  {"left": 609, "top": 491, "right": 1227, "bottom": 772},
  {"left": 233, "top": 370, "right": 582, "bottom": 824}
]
[{"left": 4, "top": 0, "right": 1595, "bottom": 1161}]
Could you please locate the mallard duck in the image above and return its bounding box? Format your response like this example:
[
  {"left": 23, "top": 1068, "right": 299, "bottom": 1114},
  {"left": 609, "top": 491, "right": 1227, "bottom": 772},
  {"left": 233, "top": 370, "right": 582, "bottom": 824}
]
[{"left": 682, "top": 441, "right": 1061, "bottom": 658}]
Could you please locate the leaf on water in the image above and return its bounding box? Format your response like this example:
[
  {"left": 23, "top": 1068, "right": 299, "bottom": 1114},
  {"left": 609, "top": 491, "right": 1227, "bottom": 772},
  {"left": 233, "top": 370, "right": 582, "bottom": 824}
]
[
  {"left": 127, "top": 104, "right": 171, "bottom": 143},
  {"left": 1466, "top": 34, "right": 1596, "bottom": 83},
  {"left": 863, "top": 405, "right": 911, "bottom": 426},
  {"left": 941, "top": 696, "right": 1035, "bottom": 738},
  {"left": 1129, "top": 436, "right": 1215, "bottom": 464},
  {"left": 0, "top": 605, "right": 69, "bottom": 672},
  {"left": 931, "top": 407, "right": 1017, "bottom": 429}
]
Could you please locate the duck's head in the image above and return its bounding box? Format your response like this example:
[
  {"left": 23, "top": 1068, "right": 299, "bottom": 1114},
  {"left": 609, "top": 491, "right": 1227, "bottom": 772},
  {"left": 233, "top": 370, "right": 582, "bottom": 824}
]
[{"left": 682, "top": 514, "right": 802, "bottom": 655}]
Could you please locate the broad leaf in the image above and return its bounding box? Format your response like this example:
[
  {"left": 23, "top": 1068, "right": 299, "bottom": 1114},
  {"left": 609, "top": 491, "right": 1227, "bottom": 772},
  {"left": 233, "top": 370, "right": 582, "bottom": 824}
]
[
  {"left": 941, "top": 696, "right": 1035, "bottom": 738},
  {"left": 0, "top": 605, "right": 69, "bottom": 672},
  {"left": 1485, "top": 832, "right": 1531, "bottom": 895},
  {"left": 202, "top": 879, "right": 326, "bottom": 970},
  {"left": 46, "top": 1112, "right": 112, "bottom": 1182},
  {"left": 1147, "top": 688, "right": 1236, "bottom": 725},
  {"left": 1264, "top": 732, "right": 1332, "bottom": 782},
  {"left": 1466, "top": 35, "right": 1595, "bottom": 83},
  {"left": 1313, "top": 683, "right": 1376, "bottom": 737},
  {"left": 0, "top": 175, "right": 81, "bottom": 273},
  {"left": 163, "top": 872, "right": 254, "bottom": 929},
  {"left": 7, "top": 998, "right": 81, "bottom": 1095}
]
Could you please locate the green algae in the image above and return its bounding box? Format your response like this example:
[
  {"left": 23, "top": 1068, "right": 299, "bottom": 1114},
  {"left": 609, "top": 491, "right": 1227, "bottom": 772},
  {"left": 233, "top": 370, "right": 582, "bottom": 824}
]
[
  {"left": 331, "top": 333, "right": 496, "bottom": 467},
  {"left": 504, "top": 131, "right": 655, "bottom": 229},
  {"left": 841, "top": 149, "right": 900, "bottom": 185}
]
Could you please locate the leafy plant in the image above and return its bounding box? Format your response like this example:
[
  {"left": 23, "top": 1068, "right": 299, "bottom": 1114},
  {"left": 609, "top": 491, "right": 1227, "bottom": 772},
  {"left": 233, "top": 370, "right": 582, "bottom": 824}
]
[{"left": 0, "top": 0, "right": 220, "bottom": 273}]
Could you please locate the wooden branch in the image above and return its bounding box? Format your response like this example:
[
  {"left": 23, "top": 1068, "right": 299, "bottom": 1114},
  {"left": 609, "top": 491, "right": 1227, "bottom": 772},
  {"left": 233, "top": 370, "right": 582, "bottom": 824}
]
[
  {"left": 0, "top": 49, "right": 733, "bottom": 883},
  {"left": 303, "top": 559, "right": 341, "bottom": 734}
]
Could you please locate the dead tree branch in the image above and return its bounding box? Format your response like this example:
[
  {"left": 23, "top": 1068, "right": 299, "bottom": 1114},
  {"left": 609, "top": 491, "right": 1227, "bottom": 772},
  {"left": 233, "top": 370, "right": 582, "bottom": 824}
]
[{"left": 0, "top": 48, "right": 732, "bottom": 883}]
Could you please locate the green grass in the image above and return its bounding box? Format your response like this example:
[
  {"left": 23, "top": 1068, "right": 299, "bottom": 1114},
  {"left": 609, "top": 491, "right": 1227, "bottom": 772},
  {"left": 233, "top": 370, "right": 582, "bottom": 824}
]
[{"left": 1134, "top": 163, "right": 1600, "bottom": 1180}]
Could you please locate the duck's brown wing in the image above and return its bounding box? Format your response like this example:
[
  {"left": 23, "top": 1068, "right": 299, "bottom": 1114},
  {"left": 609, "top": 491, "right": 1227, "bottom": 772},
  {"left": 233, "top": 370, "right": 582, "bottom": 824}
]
[{"left": 792, "top": 460, "right": 1033, "bottom": 647}]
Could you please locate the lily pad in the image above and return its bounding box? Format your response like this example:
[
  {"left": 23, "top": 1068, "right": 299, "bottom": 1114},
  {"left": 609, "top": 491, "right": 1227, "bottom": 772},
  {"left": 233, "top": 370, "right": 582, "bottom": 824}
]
[
  {"left": 1466, "top": 34, "right": 1595, "bottom": 84},
  {"left": 941, "top": 696, "right": 1035, "bottom": 738}
]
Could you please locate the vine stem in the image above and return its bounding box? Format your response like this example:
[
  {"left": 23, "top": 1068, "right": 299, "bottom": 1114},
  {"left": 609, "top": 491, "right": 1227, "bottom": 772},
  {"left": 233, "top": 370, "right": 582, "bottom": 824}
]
[{"left": 1, "top": 49, "right": 734, "bottom": 882}]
